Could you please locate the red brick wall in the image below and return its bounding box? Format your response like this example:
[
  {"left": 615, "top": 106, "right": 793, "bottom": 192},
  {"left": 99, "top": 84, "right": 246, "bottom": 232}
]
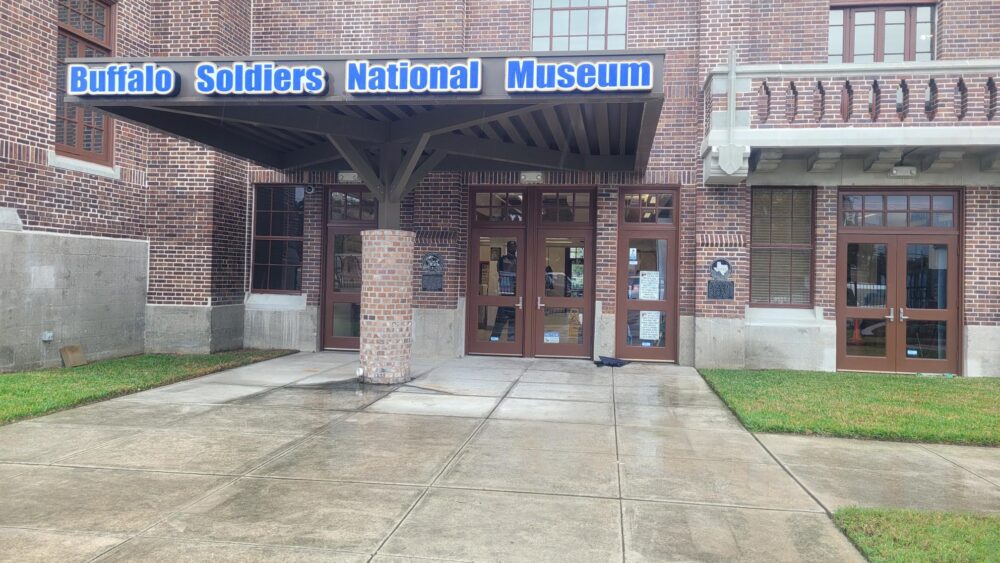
[
  {"left": 359, "top": 229, "right": 415, "bottom": 383},
  {"left": 963, "top": 187, "right": 1000, "bottom": 327},
  {"left": 465, "top": 0, "right": 531, "bottom": 51},
  {"left": 145, "top": 0, "right": 252, "bottom": 306},
  {"left": 403, "top": 173, "right": 469, "bottom": 310},
  {"left": 938, "top": 0, "right": 1000, "bottom": 60},
  {"left": 0, "top": 0, "right": 149, "bottom": 239}
]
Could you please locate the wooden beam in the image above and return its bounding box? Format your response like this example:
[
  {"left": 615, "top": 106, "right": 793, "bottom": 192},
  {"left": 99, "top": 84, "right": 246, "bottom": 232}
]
[
  {"left": 327, "top": 135, "right": 384, "bottom": 197},
  {"left": 103, "top": 106, "right": 285, "bottom": 168},
  {"left": 401, "top": 150, "right": 447, "bottom": 196},
  {"left": 427, "top": 133, "right": 633, "bottom": 171},
  {"left": 389, "top": 104, "right": 541, "bottom": 140},
  {"left": 518, "top": 111, "right": 547, "bottom": 148},
  {"left": 388, "top": 134, "right": 431, "bottom": 193},
  {"left": 541, "top": 106, "right": 569, "bottom": 154},
  {"left": 567, "top": 104, "right": 591, "bottom": 154},
  {"left": 151, "top": 105, "right": 387, "bottom": 142},
  {"left": 281, "top": 142, "right": 344, "bottom": 169},
  {"left": 595, "top": 103, "right": 611, "bottom": 156}
]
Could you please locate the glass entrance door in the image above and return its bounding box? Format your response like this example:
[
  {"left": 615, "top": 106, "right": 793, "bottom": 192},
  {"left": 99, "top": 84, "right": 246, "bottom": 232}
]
[
  {"left": 465, "top": 188, "right": 595, "bottom": 358},
  {"left": 322, "top": 188, "right": 377, "bottom": 350},
  {"left": 532, "top": 232, "right": 592, "bottom": 358},
  {"left": 323, "top": 230, "right": 363, "bottom": 349},
  {"left": 838, "top": 234, "right": 958, "bottom": 373},
  {"left": 466, "top": 231, "right": 525, "bottom": 356}
]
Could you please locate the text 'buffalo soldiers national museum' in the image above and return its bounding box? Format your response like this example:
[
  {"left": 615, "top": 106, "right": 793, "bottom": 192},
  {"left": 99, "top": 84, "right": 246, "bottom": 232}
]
[{"left": 2, "top": 0, "right": 1000, "bottom": 381}]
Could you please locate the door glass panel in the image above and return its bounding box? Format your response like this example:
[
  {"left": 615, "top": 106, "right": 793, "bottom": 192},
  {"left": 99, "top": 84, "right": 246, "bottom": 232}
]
[
  {"left": 478, "top": 236, "right": 519, "bottom": 297},
  {"left": 905, "top": 321, "right": 947, "bottom": 359},
  {"left": 846, "top": 243, "right": 887, "bottom": 307},
  {"left": 541, "top": 307, "right": 584, "bottom": 345},
  {"left": 333, "top": 234, "right": 362, "bottom": 292},
  {"left": 477, "top": 306, "right": 517, "bottom": 343},
  {"left": 331, "top": 303, "right": 360, "bottom": 338},
  {"left": 845, "top": 318, "right": 887, "bottom": 357},
  {"left": 543, "top": 236, "right": 585, "bottom": 298},
  {"left": 625, "top": 310, "right": 666, "bottom": 348},
  {"left": 626, "top": 239, "right": 667, "bottom": 301},
  {"left": 906, "top": 244, "right": 948, "bottom": 309}
]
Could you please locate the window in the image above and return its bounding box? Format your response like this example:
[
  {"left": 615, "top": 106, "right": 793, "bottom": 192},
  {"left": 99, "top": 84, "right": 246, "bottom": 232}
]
[
  {"left": 328, "top": 189, "right": 377, "bottom": 224},
  {"left": 474, "top": 191, "right": 525, "bottom": 223},
  {"left": 56, "top": 0, "right": 114, "bottom": 164},
  {"left": 841, "top": 193, "right": 955, "bottom": 229},
  {"left": 829, "top": 5, "right": 935, "bottom": 63},
  {"left": 623, "top": 192, "right": 675, "bottom": 224},
  {"left": 252, "top": 186, "right": 305, "bottom": 292},
  {"left": 750, "top": 188, "right": 814, "bottom": 306},
  {"left": 531, "top": 0, "right": 627, "bottom": 52},
  {"left": 540, "top": 191, "right": 591, "bottom": 223}
]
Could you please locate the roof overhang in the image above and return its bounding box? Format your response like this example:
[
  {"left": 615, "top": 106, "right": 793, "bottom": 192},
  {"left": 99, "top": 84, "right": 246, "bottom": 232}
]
[{"left": 67, "top": 51, "right": 665, "bottom": 181}]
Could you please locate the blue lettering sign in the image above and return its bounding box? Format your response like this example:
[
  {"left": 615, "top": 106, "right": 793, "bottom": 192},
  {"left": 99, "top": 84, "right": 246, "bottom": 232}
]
[
  {"left": 66, "top": 63, "right": 177, "bottom": 96},
  {"left": 194, "top": 62, "right": 327, "bottom": 95},
  {"left": 505, "top": 58, "right": 654, "bottom": 93},
  {"left": 345, "top": 59, "right": 482, "bottom": 94}
]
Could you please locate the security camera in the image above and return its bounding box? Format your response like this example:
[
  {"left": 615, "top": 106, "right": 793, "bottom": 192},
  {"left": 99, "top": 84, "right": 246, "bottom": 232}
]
[{"left": 305, "top": 186, "right": 315, "bottom": 195}]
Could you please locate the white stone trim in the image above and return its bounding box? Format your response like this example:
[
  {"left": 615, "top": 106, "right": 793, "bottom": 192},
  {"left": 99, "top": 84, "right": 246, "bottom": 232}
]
[
  {"left": 246, "top": 292, "right": 308, "bottom": 311},
  {"left": 47, "top": 150, "right": 121, "bottom": 180}
]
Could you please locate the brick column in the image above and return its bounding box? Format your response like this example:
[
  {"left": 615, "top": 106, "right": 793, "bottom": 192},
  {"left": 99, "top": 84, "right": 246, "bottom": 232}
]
[{"left": 360, "top": 229, "right": 415, "bottom": 384}]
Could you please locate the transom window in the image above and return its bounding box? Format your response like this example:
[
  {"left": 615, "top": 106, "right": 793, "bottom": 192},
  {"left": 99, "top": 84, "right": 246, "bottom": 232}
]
[
  {"left": 475, "top": 191, "right": 525, "bottom": 223},
  {"left": 56, "top": 0, "right": 114, "bottom": 164},
  {"left": 623, "top": 192, "right": 675, "bottom": 224},
  {"left": 329, "top": 189, "right": 377, "bottom": 224},
  {"left": 829, "top": 5, "right": 935, "bottom": 63},
  {"left": 750, "top": 188, "right": 814, "bottom": 306},
  {"left": 253, "top": 186, "right": 305, "bottom": 292},
  {"left": 541, "top": 191, "right": 591, "bottom": 223},
  {"left": 842, "top": 193, "right": 955, "bottom": 228},
  {"left": 531, "top": 0, "right": 627, "bottom": 52}
]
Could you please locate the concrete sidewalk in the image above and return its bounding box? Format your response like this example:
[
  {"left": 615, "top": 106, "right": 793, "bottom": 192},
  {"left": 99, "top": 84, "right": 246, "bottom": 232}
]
[{"left": 0, "top": 351, "right": 992, "bottom": 561}]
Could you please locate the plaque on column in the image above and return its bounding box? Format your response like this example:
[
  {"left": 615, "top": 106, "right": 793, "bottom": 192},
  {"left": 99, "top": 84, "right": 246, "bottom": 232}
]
[
  {"left": 707, "top": 259, "right": 735, "bottom": 300},
  {"left": 421, "top": 252, "right": 444, "bottom": 292}
]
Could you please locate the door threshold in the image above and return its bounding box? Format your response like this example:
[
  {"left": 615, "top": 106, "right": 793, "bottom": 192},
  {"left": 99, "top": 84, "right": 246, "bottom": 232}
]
[{"left": 323, "top": 347, "right": 359, "bottom": 352}]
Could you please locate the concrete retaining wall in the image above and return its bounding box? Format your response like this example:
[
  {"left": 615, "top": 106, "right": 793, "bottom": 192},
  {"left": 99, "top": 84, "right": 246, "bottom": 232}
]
[
  {"left": 964, "top": 326, "right": 1000, "bottom": 377},
  {"left": 0, "top": 228, "right": 148, "bottom": 372},
  {"left": 243, "top": 293, "right": 318, "bottom": 352},
  {"left": 413, "top": 300, "right": 465, "bottom": 359},
  {"left": 146, "top": 303, "right": 244, "bottom": 354}
]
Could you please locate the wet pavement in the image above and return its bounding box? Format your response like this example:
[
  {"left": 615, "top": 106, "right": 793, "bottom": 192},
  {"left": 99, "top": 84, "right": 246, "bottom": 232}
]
[{"left": 1, "top": 352, "right": 996, "bottom": 561}]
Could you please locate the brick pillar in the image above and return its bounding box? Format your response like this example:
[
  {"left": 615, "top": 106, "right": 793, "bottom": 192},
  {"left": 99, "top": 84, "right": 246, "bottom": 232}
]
[{"left": 360, "top": 229, "right": 415, "bottom": 384}]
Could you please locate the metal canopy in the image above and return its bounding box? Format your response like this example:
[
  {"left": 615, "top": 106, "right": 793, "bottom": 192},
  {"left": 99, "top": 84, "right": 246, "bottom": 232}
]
[{"left": 69, "top": 51, "right": 665, "bottom": 226}]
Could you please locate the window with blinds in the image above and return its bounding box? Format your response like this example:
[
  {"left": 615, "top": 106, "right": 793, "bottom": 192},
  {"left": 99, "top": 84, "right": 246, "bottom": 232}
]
[{"left": 750, "top": 188, "right": 814, "bottom": 306}]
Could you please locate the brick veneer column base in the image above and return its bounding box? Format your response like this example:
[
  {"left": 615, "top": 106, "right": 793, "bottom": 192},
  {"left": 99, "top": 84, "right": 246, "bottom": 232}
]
[{"left": 359, "top": 229, "right": 415, "bottom": 384}]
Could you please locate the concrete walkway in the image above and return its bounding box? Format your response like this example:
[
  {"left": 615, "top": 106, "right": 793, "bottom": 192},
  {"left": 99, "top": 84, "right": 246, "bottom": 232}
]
[{"left": 0, "top": 352, "right": 994, "bottom": 561}]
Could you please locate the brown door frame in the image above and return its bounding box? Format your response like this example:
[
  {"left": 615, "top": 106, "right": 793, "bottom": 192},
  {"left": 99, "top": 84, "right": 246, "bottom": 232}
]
[
  {"left": 321, "top": 186, "right": 377, "bottom": 350},
  {"left": 836, "top": 188, "right": 963, "bottom": 374},
  {"left": 836, "top": 234, "right": 899, "bottom": 372},
  {"left": 614, "top": 187, "right": 680, "bottom": 362},
  {"left": 465, "top": 228, "right": 526, "bottom": 356},
  {"left": 465, "top": 186, "right": 597, "bottom": 358}
]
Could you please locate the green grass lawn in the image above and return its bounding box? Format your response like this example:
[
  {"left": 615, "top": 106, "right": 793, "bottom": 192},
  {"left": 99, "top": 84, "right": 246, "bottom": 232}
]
[
  {"left": 0, "top": 349, "right": 292, "bottom": 425},
  {"left": 700, "top": 369, "right": 1000, "bottom": 446},
  {"left": 835, "top": 508, "right": 1000, "bottom": 563}
]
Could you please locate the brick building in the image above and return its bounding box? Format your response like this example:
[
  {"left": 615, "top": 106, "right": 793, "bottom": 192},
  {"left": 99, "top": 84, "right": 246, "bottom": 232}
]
[{"left": 2, "top": 0, "right": 998, "bottom": 378}]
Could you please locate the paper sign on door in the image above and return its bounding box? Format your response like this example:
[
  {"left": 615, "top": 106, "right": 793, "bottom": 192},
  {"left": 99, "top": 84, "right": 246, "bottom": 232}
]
[
  {"left": 638, "top": 271, "right": 660, "bottom": 301},
  {"left": 639, "top": 311, "right": 661, "bottom": 341}
]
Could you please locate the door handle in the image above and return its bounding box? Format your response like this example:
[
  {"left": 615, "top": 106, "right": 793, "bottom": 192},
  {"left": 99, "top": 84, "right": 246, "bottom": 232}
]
[
  {"left": 899, "top": 307, "right": 910, "bottom": 321},
  {"left": 537, "top": 296, "right": 545, "bottom": 310},
  {"left": 884, "top": 307, "right": 895, "bottom": 322},
  {"left": 515, "top": 296, "right": 523, "bottom": 310}
]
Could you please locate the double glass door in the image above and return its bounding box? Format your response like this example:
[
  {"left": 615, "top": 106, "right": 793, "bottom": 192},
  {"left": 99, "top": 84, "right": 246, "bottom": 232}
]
[
  {"left": 467, "top": 189, "right": 594, "bottom": 358},
  {"left": 838, "top": 234, "right": 959, "bottom": 373}
]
